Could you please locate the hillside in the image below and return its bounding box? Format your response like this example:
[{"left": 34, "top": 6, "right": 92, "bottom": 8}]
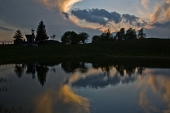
[{"left": 0, "top": 38, "right": 170, "bottom": 63}]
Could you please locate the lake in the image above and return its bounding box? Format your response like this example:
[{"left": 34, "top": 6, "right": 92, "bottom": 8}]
[{"left": 0, "top": 61, "right": 170, "bottom": 113}]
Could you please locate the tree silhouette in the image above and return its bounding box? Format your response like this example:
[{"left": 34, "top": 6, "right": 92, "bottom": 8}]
[
  {"left": 92, "top": 35, "right": 100, "bottom": 43},
  {"left": 125, "top": 28, "right": 137, "bottom": 39},
  {"left": 61, "top": 31, "right": 79, "bottom": 44},
  {"left": 138, "top": 28, "right": 146, "bottom": 39},
  {"left": 78, "top": 32, "right": 89, "bottom": 44},
  {"left": 100, "top": 29, "right": 113, "bottom": 41},
  {"left": 92, "top": 29, "right": 113, "bottom": 43},
  {"left": 35, "top": 20, "right": 49, "bottom": 42},
  {"left": 13, "top": 30, "right": 24, "bottom": 42},
  {"left": 61, "top": 31, "right": 70, "bottom": 44},
  {"left": 116, "top": 28, "right": 125, "bottom": 41}
]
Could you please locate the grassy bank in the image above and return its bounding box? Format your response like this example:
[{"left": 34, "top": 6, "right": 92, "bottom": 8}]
[{"left": 0, "top": 38, "right": 170, "bottom": 64}]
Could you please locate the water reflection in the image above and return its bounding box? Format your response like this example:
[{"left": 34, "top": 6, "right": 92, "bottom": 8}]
[
  {"left": 64, "top": 62, "right": 142, "bottom": 88},
  {"left": 14, "top": 63, "right": 50, "bottom": 86},
  {"left": 61, "top": 62, "right": 88, "bottom": 73},
  {"left": 0, "top": 78, "right": 7, "bottom": 93},
  {"left": 138, "top": 69, "right": 170, "bottom": 113},
  {"left": 11, "top": 62, "right": 170, "bottom": 93},
  {"left": 26, "top": 63, "right": 37, "bottom": 78},
  {"left": 34, "top": 85, "right": 89, "bottom": 113},
  {"left": 14, "top": 64, "right": 25, "bottom": 78},
  {"left": 0, "top": 62, "right": 170, "bottom": 113},
  {"left": 12, "top": 62, "right": 144, "bottom": 87},
  {"left": 36, "top": 65, "right": 49, "bottom": 86}
]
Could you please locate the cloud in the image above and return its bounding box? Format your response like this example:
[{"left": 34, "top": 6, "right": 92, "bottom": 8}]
[
  {"left": 0, "top": 26, "right": 13, "bottom": 31},
  {"left": 138, "top": 69, "right": 170, "bottom": 113},
  {"left": 150, "top": 4, "right": 162, "bottom": 22},
  {"left": 139, "top": 0, "right": 170, "bottom": 32},
  {"left": 163, "top": 1, "right": 170, "bottom": 21},
  {"left": 59, "top": 0, "right": 82, "bottom": 12},
  {"left": 71, "top": 8, "right": 144, "bottom": 27},
  {"left": 141, "top": 0, "right": 150, "bottom": 9},
  {"left": 36, "top": 0, "right": 82, "bottom": 12},
  {"left": 150, "top": 0, "right": 170, "bottom": 23},
  {"left": 148, "top": 0, "right": 170, "bottom": 30},
  {"left": 71, "top": 9, "right": 108, "bottom": 26},
  {"left": 0, "top": 0, "right": 101, "bottom": 42},
  {"left": 62, "top": 12, "right": 69, "bottom": 19},
  {"left": 152, "top": 21, "right": 170, "bottom": 28},
  {"left": 122, "top": 14, "right": 139, "bottom": 25},
  {"left": 1, "top": 0, "right": 169, "bottom": 41}
]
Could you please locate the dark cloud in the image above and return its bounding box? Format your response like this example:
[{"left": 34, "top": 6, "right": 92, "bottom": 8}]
[
  {"left": 110, "top": 11, "right": 122, "bottom": 23},
  {"left": 163, "top": 2, "right": 170, "bottom": 10},
  {"left": 86, "top": 9, "right": 122, "bottom": 23},
  {"left": 71, "top": 9, "right": 108, "bottom": 25},
  {"left": 0, "top": 0, "right": 102, "bottom": 41},
  {"left": 152, "top": 21, "right": 170, "bottom": 28},
  {"left": 71, "top": 8, "right": 144, "bottom": 27},
  {"left": 145, "top": 27, "right": 170, "bottom": 38},
  {"left": 71, "top": 8, "right": 122, "bottom": 25},
  {"left": 62, "top": 12, "right": 69, "bottom": 19},
  {"left": 0, "top": 26, "right": 13, "bottom": 31},
  {"left": 122, "top": 14, "right": 139, "bottom": 25}
]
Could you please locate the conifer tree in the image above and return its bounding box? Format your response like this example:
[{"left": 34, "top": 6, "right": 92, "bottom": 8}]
[
  {"left": 13, "top": 29, "right": 24, "bottom": 41},
  {"left": 35, "top": 20, "right": 49, "bottom": 42}
]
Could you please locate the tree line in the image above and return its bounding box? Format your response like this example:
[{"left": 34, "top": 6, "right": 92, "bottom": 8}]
[
  {"left": 13, "top": 20, "right": 146, "bottom": 44},
  {"left": 13, "top": 20, "right": 49, "bottom": 44},
  {"left": 92, "top": 28, "right": 146, "bottom": 42},
  {"left": 60, "top": 27, "right": 146, "bottom": 44}
]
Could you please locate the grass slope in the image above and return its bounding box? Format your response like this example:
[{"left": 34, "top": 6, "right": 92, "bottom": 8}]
[{"left": 0, "top": 38, "right": 170, "bottom": 63}]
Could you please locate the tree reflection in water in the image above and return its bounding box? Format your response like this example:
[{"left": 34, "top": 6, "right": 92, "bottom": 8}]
[
  {"left": 14, "top": 63, "right": 50, "bottom": 86},
  {"left": 0, "top": 78, "right": 7, "bottom": 93},
  {"left": 14, "top": 64, "right": 25, "bottom": 78},
  {"left": 36, "top": 65, "right": 49, "bottom": 86},
  {"left": 61, "top": 62, "right": 87, "bottom": 73},
  {"left": 26, "top": 63, "right": 37, "bottom": 79},
  {"left": 13, "top": 62, "right": 143, "bottom": 87},
  {"left": 2, "top": 61, "right": 170, "bottom": 113},
  {"left": 61, "top": 62, "right": 144, "bottom": 88}
]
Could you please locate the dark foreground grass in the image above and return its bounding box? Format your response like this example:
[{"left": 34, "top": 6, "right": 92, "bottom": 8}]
[{"left": 0, "top": 38, "right": 170, "bottom": 64}]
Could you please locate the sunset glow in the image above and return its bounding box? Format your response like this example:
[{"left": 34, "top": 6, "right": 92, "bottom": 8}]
[{"left": 0, "top": 0, "right": 170, "bottom": 41}]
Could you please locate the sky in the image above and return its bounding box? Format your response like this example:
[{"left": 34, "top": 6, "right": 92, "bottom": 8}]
[{"left": 0, "top": 0, "right": 170, "bottom": 41}]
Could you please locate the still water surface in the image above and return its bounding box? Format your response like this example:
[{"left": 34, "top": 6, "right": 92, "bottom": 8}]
[{"left": 0, "top": 62, "right": 170, "bottom": 113}]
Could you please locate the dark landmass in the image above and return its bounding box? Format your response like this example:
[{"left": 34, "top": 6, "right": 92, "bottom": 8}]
[{"left": 0, "top": 38, "right": 170, "bottom": 66}]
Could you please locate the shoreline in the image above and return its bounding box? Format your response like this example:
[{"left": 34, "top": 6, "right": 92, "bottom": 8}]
[{"left": 1, "top": 55, "right": 170, "bottom": 68}]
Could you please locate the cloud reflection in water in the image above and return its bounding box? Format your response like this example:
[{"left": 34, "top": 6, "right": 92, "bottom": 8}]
[{"left": 34, "top": 85, "right": 90, "bottom": 113}]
